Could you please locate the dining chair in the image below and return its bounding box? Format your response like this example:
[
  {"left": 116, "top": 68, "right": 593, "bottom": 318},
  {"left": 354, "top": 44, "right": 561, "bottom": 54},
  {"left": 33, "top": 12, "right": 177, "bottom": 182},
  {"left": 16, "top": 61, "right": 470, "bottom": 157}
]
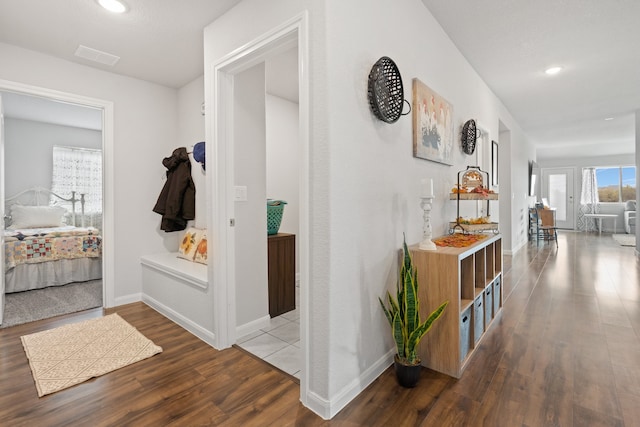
[{"left": 537, "top": 208, "right": 558, "bottom": 247}]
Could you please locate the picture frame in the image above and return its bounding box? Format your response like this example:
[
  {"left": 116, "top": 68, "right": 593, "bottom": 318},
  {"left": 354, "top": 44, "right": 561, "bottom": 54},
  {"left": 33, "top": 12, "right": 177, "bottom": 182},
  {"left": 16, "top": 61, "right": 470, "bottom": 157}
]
[
  {"left": 491, "top": 140, "right": 499, "bottom": 186},
  {"left": 412, "top": 78, "right": 454, "bottom": 165}
]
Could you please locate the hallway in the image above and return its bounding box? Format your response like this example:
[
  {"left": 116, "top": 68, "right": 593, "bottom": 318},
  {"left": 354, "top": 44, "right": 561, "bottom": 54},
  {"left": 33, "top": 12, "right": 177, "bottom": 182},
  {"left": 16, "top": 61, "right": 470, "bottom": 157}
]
[
  {"left": 430, "top": 231, "right": 640, "bottom": 425},
  {"left": 1, "top": 231, "right": 639, "bottom": 425}
]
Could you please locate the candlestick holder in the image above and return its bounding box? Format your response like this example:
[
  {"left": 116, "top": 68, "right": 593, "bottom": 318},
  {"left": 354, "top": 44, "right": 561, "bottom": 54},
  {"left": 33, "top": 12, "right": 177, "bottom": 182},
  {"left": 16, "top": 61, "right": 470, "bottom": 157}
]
[{"left": 419, "top": 196, "right": 437, "bottom": 251}]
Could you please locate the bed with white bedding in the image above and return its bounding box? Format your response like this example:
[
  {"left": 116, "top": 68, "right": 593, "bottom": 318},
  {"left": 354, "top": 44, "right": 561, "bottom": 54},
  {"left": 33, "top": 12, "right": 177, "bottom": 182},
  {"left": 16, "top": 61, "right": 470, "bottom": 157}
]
[{"left": 3, "top": 188, "right": 102, "bottom": 293}]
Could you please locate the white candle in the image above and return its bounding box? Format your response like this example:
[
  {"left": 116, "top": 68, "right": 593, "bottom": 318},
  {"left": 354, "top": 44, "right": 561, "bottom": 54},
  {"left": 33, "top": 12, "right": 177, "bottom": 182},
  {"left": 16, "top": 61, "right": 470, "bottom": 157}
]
[{"left": 421, "top": 178, "right": 434, "bottom": 198}]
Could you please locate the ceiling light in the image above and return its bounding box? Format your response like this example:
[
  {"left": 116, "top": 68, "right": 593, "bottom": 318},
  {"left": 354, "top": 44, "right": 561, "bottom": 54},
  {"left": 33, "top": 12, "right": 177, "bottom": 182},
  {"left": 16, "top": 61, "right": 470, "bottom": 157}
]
[
  {"left": 544, "top": 66, "right": 563, "bottom": 75},
  {"left": 97, "top": 0, "right": 127, "bottom": 13},
  {"left": 604, "top": 117, "right": 614, "bottom": 121}
]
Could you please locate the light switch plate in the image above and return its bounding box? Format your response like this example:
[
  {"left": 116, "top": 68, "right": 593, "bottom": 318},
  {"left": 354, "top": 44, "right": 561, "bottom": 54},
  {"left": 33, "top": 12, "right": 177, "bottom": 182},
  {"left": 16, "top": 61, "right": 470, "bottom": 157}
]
[{"left": 234, "top": 186, "right": 247, "bottom": 201}]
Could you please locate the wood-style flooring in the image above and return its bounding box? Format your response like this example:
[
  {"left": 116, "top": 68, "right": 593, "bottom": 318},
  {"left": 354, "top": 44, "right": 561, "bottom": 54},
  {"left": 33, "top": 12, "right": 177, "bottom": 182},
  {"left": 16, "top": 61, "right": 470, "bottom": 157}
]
[{"left": 1, "top": 232, "right": 639, "bottom": 426}]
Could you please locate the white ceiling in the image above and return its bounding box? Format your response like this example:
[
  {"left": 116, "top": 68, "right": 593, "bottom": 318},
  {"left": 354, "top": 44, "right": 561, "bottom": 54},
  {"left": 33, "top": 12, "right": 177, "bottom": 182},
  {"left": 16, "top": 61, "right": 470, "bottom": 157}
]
[
  {"left": 0, "top": 0, "right": 243, "bottom": 89},
  {"left": 421, "top": 0, "right": 640, "bottom": 159},
  {"left": 1, "top": 1, "right": 637, "bottom": 159}
]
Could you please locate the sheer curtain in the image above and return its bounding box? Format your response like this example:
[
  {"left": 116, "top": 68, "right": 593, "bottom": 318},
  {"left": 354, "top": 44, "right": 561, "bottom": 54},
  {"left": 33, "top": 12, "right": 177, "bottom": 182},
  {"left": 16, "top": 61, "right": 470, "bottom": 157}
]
[
  {"left": 50, "top": 146, "right": 102, "bottom": 227},
  {"left": 578, "top": 167, "right": 599, "bottom": 231}
]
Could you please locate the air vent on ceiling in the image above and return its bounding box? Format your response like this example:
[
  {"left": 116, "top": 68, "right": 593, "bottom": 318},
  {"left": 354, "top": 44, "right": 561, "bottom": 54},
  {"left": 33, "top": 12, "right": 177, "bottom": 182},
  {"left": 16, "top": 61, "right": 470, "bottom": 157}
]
[{"left": 74, "top": 45, "right": 120, "bottom": 66}]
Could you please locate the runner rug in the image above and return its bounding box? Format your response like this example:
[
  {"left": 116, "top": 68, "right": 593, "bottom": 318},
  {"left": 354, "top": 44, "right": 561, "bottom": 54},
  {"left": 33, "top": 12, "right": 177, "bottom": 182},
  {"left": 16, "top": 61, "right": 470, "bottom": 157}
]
[
  {"left": 20, "top": 313, "right": 162, "bottom": 397},
  {"left": 612, "top": 234, "right": 636, "bottom": 247}
]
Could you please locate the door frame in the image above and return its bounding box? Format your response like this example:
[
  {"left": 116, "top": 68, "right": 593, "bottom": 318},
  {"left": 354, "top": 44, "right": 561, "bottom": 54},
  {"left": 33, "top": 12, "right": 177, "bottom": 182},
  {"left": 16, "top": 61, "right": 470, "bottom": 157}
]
[
  {"left": 0, "top": 79, "right": 115, "bottom": 308},
  {"left": 542, "top": 167, "right": 576, "bottom": 230},
  {"left": 0, "top": 93, "right": 5, "bottom": 321},
  {"left": 207, "top": 12, "right": 310, "bottom": 401}
]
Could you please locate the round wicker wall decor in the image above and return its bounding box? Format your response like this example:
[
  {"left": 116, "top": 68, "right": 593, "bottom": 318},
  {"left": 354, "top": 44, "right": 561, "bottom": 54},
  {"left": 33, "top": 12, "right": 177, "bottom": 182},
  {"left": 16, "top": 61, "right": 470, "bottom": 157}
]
[{"left": 367, "top": 56, "right": 410, "bottom": 123}]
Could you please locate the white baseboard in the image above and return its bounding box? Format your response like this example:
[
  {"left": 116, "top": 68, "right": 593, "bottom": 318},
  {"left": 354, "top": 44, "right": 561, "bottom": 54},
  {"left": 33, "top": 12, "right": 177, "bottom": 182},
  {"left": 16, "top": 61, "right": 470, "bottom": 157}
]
[
  {"left": 142, "top": 294, "right": 216, "bottom": 347},
  {"left": 304, "top": 390, "right": 332, "bottom": 420},
  {"left": 304, "top": 349, "right": 395, "bottom": 420},
  {"left": 236, "top": 315, "right": 271, "bottom": 339},
  {"left": 113, "top": 292, "right": 142, "bottom": 307}
]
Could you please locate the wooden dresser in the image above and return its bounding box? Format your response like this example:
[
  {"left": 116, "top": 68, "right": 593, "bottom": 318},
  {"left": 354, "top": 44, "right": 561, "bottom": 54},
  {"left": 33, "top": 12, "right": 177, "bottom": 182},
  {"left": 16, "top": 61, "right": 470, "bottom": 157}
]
[{"left": 267, "top": 233, "right": 296, "bottom": 318}]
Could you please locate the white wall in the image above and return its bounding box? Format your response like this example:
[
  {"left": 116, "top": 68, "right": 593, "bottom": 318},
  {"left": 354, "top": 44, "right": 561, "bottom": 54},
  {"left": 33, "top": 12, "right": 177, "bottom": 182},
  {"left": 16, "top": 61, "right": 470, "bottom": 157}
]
[
  {"left": 266, "top": 93, "right": 300, "bottom": 274},
  {"left": 500, "top": 119, "right": 537, "bottom": 254},
  {"left": 140, "top": 76, "right": 214, "bottom": 339},
  {"left": 0, "top": 42, "right": 178, "bottom": 303},
  {"left": 4, "top": 118, "right": 101, "bottom": 197},
  {"left": 322, "top": 0, "right": 534, "bottom": 409},
  {"left": 204, "top": 0, "right": 534, "bottom": 419},
  {"left": 177, "top": 75, "right": 207, "bottom": 229}
]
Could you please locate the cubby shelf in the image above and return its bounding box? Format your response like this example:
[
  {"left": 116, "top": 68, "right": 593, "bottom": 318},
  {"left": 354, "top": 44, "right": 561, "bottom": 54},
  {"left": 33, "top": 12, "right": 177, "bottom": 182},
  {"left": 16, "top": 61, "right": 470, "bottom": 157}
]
[{"left": 410, "top": 234, "right": 503, "bottom": 378}]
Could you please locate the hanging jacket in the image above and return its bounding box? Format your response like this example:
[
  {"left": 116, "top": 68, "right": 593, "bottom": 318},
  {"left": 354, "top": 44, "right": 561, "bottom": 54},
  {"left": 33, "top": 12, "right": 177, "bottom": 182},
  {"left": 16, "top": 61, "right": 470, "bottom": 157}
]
[{"left": 153, "top": 147, "right": 196, "bottom": 232}]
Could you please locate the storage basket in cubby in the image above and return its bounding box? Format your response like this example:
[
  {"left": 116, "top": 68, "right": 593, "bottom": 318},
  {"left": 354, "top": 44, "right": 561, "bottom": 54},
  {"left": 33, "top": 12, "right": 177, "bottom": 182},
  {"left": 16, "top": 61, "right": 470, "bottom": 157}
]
[{"left": 267, "top": 199, "right": 287, "bottom": 235}]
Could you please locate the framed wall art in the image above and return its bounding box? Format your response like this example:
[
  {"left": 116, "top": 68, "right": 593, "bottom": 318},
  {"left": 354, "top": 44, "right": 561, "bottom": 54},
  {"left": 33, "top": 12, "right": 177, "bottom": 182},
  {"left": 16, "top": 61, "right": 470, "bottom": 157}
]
[
  {"left": 412, "top": 78, "right": 454, "bottom": 165},
  {"left": 491, "top": 140, "right": 499, "bottom": 186}
]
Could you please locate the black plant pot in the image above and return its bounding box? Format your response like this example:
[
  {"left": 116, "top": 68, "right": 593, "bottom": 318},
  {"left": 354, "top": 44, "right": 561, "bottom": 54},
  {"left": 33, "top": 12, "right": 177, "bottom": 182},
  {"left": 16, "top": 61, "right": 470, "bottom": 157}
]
[{"left": 394, "top": 355, "right": 421, "bottom": 388}]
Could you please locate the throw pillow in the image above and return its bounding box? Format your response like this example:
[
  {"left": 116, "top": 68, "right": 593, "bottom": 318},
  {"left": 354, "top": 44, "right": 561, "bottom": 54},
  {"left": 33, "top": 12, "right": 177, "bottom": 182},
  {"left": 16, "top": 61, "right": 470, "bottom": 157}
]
[
  {"left": 194, "top": 233, "right": 208, "bottom": 264},
  {"left": 8, "top": 205, "right": 67, "bottom": 229},
  {"left": 177, "top": 228, "right": 203, "bottom": 261}
]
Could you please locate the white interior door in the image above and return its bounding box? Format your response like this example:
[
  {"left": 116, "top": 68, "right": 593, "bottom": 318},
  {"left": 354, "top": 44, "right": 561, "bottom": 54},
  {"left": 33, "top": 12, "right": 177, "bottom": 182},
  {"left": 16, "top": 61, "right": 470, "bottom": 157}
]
[
  {"left": 543, "top": 167, "right": 575, "bottom": 229},
  {"left": 0, "top": 94, "right": 5, "bottom": 324},
  {"left": 233, "top": 63, "right": 269, "bottom": 333}
]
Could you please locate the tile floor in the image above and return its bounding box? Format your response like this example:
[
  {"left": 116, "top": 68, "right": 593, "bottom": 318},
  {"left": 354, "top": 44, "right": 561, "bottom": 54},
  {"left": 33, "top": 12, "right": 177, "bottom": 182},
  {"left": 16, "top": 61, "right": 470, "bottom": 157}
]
[{"left": 236, "top": 288, "right": 300, "bottom": 378}]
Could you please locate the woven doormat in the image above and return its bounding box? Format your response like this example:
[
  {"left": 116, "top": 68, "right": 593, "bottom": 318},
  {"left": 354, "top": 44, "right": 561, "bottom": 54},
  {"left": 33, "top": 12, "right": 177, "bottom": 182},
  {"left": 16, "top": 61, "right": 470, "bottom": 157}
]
[{"left": 21, "top": 313, "right": 162, "bottom": 397}]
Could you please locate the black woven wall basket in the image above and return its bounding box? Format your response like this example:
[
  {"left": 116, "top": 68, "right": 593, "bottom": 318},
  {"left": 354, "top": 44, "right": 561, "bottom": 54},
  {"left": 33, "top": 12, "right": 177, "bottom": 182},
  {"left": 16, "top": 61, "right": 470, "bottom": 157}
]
[
  {"left": 461, "top": 119, "right": 477, "bottom": 155},
  {"left": 367, "top": 56, "right": 410, "bottom": 123}
]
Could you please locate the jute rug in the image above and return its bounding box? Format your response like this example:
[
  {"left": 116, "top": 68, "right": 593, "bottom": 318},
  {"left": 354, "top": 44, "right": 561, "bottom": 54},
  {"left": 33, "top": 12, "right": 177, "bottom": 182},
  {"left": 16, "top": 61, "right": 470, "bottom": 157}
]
[
  {"left": 21, "top": 313, "right": 162, "bottom": 397},
  {"left": 612, "top": 234, "right": 636, "bottom": 247}
]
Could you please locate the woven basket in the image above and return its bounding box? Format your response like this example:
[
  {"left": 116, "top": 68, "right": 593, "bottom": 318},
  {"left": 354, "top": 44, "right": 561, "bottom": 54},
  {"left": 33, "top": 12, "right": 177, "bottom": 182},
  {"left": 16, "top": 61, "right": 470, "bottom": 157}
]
[
  {"left": 367, "top": 56, "right": 409, "bottom": 123},
  {"left": 267, "top": 200, "right": 287, "bottom": 235}
]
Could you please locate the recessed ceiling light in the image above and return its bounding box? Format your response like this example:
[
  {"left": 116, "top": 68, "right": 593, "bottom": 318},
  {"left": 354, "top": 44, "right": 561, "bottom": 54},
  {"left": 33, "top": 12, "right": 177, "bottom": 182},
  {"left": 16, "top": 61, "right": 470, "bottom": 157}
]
[
  {"left": 604, "top": 117, "right": 614, "bottom": 121},
  {"left": 544, "top": 66, "right": 563, "bottom": 75},
  {"left": 97, "top": 0, "right": 127, "bottom": 13}
]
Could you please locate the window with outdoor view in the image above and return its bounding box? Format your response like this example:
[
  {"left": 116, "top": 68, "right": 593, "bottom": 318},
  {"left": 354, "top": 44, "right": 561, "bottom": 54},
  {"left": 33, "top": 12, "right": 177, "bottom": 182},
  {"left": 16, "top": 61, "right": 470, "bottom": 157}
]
[{"left": 595, "top": 166, "right": 636, "bottom": 202}]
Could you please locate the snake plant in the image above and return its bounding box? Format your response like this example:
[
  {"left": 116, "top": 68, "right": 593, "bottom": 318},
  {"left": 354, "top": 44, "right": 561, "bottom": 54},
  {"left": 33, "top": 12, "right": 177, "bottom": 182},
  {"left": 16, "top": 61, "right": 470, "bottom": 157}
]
[{"left": 379, "top": 236, "right": 448, "bottom": 365}]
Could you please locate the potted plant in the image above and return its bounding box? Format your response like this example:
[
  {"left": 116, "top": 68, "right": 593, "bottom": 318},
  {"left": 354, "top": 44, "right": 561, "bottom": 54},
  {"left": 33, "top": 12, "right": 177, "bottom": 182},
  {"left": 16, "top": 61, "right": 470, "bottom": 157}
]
[{"left": 379, "top": 236, "right": 448, "bottom": 388}]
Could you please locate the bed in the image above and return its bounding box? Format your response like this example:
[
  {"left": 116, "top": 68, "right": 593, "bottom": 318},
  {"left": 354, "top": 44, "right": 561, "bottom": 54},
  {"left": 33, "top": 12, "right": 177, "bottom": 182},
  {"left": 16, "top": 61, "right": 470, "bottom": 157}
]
[{"left": 3, "top": 187, "right": 102, "bottom": 293}]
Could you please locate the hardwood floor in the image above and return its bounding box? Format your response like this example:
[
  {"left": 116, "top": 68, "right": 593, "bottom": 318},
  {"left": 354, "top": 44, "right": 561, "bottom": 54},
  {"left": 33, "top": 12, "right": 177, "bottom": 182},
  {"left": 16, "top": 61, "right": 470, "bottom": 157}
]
[{"left": 1, "top": 231, "right": 639, "bottom": 426}]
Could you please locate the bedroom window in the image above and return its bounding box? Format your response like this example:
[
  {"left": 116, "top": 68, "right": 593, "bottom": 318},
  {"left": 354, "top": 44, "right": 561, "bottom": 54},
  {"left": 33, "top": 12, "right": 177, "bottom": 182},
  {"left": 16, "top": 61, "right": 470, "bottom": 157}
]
[
  {"left": 50, "top": 146, "right": 103, "bottom": 214},
  {"left": 595, "top": 166, "right": 636, "bottom": 202}
]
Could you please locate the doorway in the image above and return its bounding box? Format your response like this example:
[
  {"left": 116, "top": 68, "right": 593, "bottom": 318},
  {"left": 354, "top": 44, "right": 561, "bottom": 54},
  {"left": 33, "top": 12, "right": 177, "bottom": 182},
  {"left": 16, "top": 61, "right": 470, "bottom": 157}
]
[
  {"left": 209, "top": 13, "right": 309, "bottom": 398},
  {"left": 0, "top": 79, "right": 115, "bottom": 326},
  {"left": 542, "top": 167, "right": 575, "bottom": 229},
  {"left": 233, "top": 48, "right": 301, "bottom": 378}
]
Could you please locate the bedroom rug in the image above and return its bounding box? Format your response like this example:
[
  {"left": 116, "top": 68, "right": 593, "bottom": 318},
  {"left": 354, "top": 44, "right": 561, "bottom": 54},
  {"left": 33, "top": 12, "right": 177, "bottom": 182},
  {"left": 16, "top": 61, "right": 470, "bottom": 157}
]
[
  {"left": 612, "top": 234, "right": 636, "bottom": 247},
  {"left": 20, "top": 313, "right": 162, "bottom": 397},
  {"left": 1, "top": 280, "right": 102, "bottom": 329}
]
